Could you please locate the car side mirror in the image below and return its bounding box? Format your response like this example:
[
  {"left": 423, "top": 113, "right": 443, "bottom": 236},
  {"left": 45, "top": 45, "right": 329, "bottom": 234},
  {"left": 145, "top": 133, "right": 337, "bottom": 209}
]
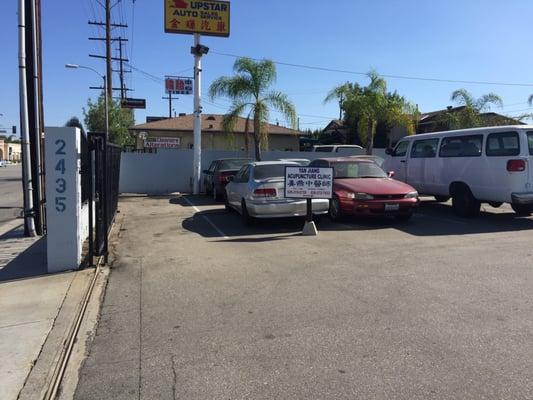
[
  {"left": 385, "top": 147, "right": 393, "bottom": 156},
  {"left": 202, "top": 169, "right": 209, "bottom": 174},
  {"left": 228, "top": 176, "right": 234, "bottom": 182},
  {"left": 388, "top": 171, "right": 395, "bottom": 178}
]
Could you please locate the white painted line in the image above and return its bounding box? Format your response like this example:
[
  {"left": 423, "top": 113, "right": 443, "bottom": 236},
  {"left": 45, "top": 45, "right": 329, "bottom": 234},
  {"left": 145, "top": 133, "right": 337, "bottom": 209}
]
[{"left": 182, "top": 196, "right": 230, "bottom": 240}]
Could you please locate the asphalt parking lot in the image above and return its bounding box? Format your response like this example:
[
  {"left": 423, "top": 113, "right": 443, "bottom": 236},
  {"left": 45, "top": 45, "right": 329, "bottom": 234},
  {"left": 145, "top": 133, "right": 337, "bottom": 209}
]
[{"left": 75, "top": 194, "right": 533, "bottom": 399}]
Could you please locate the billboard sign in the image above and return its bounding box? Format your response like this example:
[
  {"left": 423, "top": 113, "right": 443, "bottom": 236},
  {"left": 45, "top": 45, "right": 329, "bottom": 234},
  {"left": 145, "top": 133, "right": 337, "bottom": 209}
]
[
  {"left": 164, "top": 0, "right": 230, "bottom": 37},
  {"left": 285, "top": 167, "right": 333, "bottom": 199},
  {"left": 165, "top": 76, "right": 194, "bottom": 95},
  {"left": 145, "top": 137, "right": 181, "bottom": 149}
]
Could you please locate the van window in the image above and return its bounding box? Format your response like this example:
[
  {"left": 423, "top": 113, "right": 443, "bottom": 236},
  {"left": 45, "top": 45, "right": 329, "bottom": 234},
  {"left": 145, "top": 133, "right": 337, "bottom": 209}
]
[
  {"left": 392, "top": 141, "right": 409, "bottom": 157},
  {"left": 486, "top": 131, "right": 520, "bottom": 157},
  {"left": 439, "top": 135, "right": 482, "bottom": 157},
  {"left": 314, "top": 146, "right": 334, "bottom": 152},
  {"left": 528, "top": 132, "right": 533, "bottom": 155},
  {"left": 411, "top": 139, "right": 439, "bottom": 158}
]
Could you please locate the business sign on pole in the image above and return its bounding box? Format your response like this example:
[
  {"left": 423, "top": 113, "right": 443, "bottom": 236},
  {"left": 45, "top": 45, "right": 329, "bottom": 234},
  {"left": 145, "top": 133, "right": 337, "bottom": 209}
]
[
  {"left": 165, "top": 76, "right": 194, "bottom": 95},
  {"left": 121, "top": 98, "right": 146, "bottom": 109},
  {"left": 145, "top": 137, "right": 181, "bottom": 149},
  {"left": 164, "top": 0, "right": 230, "bottom": 37},
  {"left": 285, "top": 167, "right": 333, "bottom": 199}
]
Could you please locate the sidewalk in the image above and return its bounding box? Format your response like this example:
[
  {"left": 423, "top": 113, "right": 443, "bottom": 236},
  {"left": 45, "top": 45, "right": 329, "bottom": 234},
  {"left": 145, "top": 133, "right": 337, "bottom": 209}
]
[{"left": 0, "top": 222, "right": 96, "bottom": 400}]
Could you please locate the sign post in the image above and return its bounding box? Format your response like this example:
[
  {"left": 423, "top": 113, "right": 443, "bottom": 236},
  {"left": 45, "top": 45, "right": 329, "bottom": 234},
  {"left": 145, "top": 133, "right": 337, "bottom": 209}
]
[
  {"left": 164, "top": 0, "right": 230, "bottom": 195},
  {"left": 285, "top": 166, "right": 333, "bottom": 236}
]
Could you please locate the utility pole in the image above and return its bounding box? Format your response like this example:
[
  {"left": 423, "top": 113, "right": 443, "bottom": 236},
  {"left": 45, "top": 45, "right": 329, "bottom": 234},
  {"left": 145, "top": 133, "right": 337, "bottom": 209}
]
[
  {"left": 18, "top": 0, "right": 36, "bottom": 236},
  {"left": 105, "top": 0, "right": 112, "bottom": 100},
  {"left": 162, "top": 93, "right": 175, "bottom": 118},
  {"left": 192, "top": 34, "right": 203, "bottom": 195}
]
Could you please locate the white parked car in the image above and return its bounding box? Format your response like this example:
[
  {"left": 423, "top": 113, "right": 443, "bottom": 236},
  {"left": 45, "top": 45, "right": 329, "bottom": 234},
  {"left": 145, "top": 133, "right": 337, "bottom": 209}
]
[
  {"left": 225, "top": 161, "right": 329, "bottom": 224},
  {"left": 382, "top": 126, "right": 533, "bottom": 216},
  {"left": 312, "top": 145, "right": 364, "bottom": 156}
]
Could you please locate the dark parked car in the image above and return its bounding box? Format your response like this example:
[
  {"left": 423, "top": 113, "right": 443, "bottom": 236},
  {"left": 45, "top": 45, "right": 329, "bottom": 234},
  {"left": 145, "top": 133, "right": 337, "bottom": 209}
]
[
  {"left": 203, "top": 158, "right": 252, "bottom": 201},
  {"left": 309, "top": 157, "right": 419, "bottom": 221}
]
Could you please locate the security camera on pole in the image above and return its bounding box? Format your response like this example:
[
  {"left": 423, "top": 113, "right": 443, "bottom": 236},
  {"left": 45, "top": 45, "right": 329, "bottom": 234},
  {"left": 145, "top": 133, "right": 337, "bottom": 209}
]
[{"left": 164, "top": 0, "right": 230, "bottom": 195}]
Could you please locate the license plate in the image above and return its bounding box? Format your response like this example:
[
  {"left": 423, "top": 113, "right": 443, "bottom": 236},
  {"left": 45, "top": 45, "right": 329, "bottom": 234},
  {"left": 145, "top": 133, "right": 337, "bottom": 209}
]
[{"left": 384, "top": 203, "right": 400, "bottom": 211}]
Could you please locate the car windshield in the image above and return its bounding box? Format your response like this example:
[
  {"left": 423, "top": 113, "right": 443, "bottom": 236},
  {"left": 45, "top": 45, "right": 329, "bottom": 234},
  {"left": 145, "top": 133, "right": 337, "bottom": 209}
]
[
  {"left": 219, "top": 159, "right": 250, "bottom": 170},
  {"left": 332, "top": 162, "right": 388, "bottom": 179},
  {"left": 254, "top": 164, "right": 294, "bottom": 180}
]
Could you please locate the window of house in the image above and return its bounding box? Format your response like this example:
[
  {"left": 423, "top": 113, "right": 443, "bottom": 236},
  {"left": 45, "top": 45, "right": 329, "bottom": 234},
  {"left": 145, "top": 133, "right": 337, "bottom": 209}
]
[
  {"left": 439, "top": 135, "right": 483, "bottom": 157},
  {"left": 392, "top": 141, "right": 409, "bottom": 157},
  {"left": 486, "top": 131, "right": 520, "bottom": 156},
  {"left": 411, "top": 139, "right": 439, "bottom": 158}
]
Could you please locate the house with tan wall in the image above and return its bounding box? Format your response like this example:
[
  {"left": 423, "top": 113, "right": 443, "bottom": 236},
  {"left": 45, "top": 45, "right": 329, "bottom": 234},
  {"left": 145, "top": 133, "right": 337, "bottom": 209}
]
[
  {"left": 128, "top": 114, "right": 301, "bottom": 152},
  {"left": 0, "top": 137, "right": 22, "bottom": 162}
]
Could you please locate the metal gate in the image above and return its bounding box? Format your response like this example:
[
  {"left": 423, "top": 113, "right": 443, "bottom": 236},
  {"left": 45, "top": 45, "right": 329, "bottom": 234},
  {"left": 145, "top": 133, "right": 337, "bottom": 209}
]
[{"left": 84, "top": 132, "right": 122, "bottom": 264}]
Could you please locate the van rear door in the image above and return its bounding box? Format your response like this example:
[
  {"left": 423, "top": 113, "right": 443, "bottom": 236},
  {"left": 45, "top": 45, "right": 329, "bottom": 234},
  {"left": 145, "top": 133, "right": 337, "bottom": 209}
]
[{"left": 527, "top": 131, "right": 533, "bottom": 189}]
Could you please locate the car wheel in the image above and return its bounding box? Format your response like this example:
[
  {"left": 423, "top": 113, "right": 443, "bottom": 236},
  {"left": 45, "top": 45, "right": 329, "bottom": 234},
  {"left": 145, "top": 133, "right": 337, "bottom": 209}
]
[
  {"left": 511, "top": 204, "right": 532, "bottom": 216},
  {"left": 329, "top": 196, "right": 342, "bottom": 222},
  {"left": 434, "top": 196, "right": 450, "bottom": 203},
  {"left": 241, "top": 200, "right": 255, "bottom": 226},
  {"left": 395, "top": 212, "right": 413, "bottom": 222},
  {"left": 452, "top": 186, "right": 480, "bottom": 218},
  {"left": 488, "top": 202, "right": 503, "bottom": 208}
]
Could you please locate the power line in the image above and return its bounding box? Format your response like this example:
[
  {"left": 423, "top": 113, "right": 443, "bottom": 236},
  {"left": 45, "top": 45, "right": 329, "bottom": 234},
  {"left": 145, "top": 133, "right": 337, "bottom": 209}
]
[{"left": 210, "top": 51, "right": 533, "bottom": 88}]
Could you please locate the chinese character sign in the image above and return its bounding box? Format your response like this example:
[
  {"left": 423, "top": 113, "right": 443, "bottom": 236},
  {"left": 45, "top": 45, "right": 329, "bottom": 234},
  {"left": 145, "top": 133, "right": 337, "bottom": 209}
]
[
  {"left": 285, "top": 167, "right": 333, "bottom": 199},
  {"left": 165, "top": 77, "right": 194, "bottom": 95},
  {"left": 164, "top": 0, "right": 230, "bottom": 37}
]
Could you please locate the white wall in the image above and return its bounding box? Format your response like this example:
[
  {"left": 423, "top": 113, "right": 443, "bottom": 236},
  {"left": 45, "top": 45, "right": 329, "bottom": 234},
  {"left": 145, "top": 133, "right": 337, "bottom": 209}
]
[{"left": 120, "top": 148, "right": 389, "bottom": 195}]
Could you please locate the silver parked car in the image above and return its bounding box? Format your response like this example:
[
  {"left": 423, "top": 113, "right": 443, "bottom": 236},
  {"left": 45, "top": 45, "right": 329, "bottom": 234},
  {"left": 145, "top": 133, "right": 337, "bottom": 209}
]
[{"left": 225, "top": 161, "right": 329, "bottom": 224}]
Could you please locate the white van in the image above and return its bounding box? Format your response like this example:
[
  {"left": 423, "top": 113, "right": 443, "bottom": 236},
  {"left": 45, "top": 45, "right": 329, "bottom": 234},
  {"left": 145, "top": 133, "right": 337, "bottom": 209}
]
[
  {"left": 382, "top": 126, "right": 533, "bottom": 217},
  {"left": 312, "top": 144, "right": 364, "bottom": 155}
]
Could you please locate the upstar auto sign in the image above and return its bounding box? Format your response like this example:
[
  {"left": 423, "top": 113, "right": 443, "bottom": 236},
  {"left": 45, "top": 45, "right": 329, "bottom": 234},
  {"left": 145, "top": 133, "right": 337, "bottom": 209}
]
[{"left": 164, "top": 0, "right": 230, "bottom": 37}]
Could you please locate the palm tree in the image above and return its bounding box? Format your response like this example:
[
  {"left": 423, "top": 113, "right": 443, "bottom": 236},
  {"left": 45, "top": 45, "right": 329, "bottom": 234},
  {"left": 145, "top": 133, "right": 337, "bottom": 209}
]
[
  {"left": 329, "top": 71, "right": 417, "bottom": 155},
  {"left": 209, "top": 58, "right": 297, "bottom": 161},
  {"left": 442, "top": 89, "right": 503, "bottom": 129},
  {"left": 323, "top": 82, "right": 362, "bottom": 120}
]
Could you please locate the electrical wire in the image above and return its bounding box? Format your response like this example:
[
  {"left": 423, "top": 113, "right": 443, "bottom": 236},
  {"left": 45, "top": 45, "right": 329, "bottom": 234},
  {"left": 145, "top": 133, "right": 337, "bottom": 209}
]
[{"left": 210, "top": 51, "right": 533, "bottom": 88}]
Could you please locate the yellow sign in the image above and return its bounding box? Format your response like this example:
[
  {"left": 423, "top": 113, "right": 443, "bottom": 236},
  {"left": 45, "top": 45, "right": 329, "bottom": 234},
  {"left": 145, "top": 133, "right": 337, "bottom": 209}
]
[{"left": 164, "top": 0, "right": 230, "bottom": 37}]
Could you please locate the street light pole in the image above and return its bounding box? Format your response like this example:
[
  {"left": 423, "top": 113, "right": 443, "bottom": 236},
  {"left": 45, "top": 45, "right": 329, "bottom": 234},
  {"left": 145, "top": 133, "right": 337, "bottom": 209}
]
[
  {"left": 65, "top": 64, "right": 109, "bottom": 139},
  {"left": 192, "top": 33, "right": 202, "bottom": 195}
]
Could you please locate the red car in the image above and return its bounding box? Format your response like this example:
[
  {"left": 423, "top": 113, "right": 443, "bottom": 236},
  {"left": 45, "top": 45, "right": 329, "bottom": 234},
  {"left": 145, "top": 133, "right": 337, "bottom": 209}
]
[{"left": 308, "top": 157, "right": 419, "bottom": 221}]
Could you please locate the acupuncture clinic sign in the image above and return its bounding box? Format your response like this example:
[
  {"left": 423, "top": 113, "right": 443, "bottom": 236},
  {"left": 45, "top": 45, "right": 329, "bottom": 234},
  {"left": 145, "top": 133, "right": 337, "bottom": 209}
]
[
  {"left": 164, "top": 0, "right": 230, "bottom": 37},
  {"left": 285, "top": 167, "right": 333, "bottom": 199}
]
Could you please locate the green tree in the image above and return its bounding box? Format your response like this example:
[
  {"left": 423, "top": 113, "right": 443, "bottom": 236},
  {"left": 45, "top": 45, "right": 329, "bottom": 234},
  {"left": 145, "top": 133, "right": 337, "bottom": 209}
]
[
  {"left": 327, "top": 72, "right": 418, "bottom": 154},
  {"left": 209, "top": 58, "right": 297, "bottom": 161},
  {"left": 324, "top": 82, "right": 362, "bottom": 120},
  {"left": 441, "top": 89, "right": 503, "bottom": 129},
  {"left": 83, "top": 93, "right": 135, "bottom": 146}
]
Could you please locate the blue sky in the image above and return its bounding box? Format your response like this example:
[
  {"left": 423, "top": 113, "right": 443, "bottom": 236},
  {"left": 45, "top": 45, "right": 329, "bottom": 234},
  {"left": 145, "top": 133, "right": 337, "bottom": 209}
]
[{"left": 1, "top": 0, "right": 533, "bottom": 134}]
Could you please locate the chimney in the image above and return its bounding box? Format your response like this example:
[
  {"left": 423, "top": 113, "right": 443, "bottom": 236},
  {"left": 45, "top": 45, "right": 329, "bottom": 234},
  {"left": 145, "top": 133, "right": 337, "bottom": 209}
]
[{"left": 447, "top": 106, "right": 453, "bottom": 111}]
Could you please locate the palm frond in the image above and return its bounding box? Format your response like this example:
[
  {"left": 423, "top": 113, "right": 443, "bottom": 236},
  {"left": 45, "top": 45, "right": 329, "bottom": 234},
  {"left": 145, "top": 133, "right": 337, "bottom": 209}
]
[
  {"left": 476, "top": 93, "right": 503, "bottom": 111},
  {"left": 209, "top": 75, "right": 255, "bottom": 101},
  {"left": 451, "top": 89, "right": 474, "bottom": 107},
  {"left": 221, "top": 101, "right": 251, "bottom": 134},
  {"left": 264, "top": 91, "right": 297, "bottom": 129}
]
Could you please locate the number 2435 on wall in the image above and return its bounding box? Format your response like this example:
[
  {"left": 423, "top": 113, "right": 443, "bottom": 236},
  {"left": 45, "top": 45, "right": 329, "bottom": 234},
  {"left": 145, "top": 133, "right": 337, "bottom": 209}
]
[{"left": 55, "top": 139, "right": 67, "bottom": 212}]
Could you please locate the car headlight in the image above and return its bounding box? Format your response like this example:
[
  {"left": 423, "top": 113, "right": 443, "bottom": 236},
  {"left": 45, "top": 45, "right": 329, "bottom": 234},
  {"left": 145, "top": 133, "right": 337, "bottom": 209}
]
[
  {"left": 347, "top": 192, "right": 374, "bottom": 200},
  {"left": 404, "top": 191, "right": 418, "bottom": 199}
]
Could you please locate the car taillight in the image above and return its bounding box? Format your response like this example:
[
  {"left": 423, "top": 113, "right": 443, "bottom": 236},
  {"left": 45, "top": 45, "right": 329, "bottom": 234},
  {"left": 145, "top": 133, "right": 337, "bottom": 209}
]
[
  {"left": 507, "top": 159, "right": 526, "bottom": 172},
  {"left": 253, "top": 188, "right": 277, "bottom": 197},
  {"left": 218, "top": 173, "right": 232, "bottom": 183}
]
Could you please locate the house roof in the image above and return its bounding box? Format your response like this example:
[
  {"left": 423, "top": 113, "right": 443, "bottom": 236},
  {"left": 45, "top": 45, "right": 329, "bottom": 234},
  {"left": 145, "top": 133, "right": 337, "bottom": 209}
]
[
  {"left": 129, "top": 114, "right": 301, "bottom": 136},
  {"left": 419, "top": 106, "right": 524, "bottom": 125}
]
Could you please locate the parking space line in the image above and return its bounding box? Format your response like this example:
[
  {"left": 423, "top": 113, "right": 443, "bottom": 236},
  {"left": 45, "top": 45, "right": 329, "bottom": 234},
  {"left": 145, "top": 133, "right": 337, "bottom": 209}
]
[{"left": 182, "top": 196, "right": 230, "bottom": 239}]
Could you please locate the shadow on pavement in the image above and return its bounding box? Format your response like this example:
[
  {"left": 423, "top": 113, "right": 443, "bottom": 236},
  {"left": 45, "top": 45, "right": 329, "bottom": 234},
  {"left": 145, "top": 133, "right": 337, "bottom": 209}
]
[
  {"left": 175, "top": 195, "right": 533, "bottom": 239},
  {"left": 0, "top": 237, "right": 47, "bottom": 282}
]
